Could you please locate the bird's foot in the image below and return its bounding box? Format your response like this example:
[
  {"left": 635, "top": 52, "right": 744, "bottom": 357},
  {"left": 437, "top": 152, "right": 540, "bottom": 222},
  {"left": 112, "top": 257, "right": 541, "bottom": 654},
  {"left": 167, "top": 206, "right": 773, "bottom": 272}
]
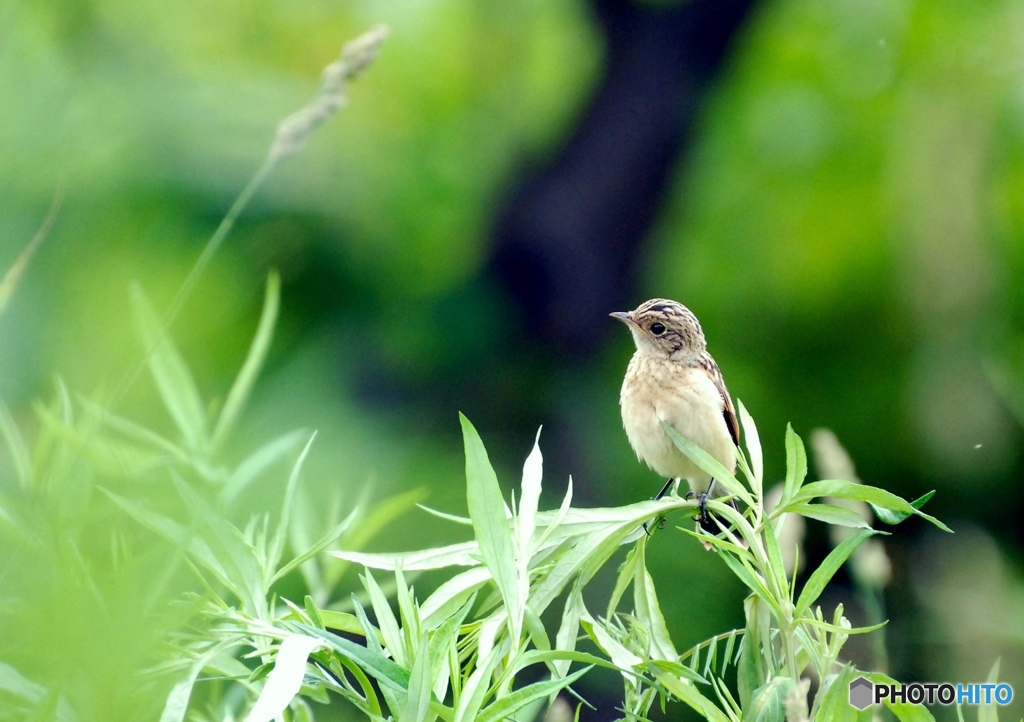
[{"left": 691, "top": 479, "right": 718, "bottom": 531}]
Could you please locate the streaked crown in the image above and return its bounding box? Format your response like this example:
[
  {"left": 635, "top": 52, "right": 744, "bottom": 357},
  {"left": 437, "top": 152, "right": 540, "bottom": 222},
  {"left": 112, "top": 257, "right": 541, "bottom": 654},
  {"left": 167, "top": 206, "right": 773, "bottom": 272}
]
[{"left": 611, "top": 298, "right": 706, "bottom": 359}]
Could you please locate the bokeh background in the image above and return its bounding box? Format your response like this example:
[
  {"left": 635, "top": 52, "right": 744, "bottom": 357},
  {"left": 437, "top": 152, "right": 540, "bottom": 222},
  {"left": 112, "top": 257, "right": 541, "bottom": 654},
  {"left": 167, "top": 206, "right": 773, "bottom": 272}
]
[{"left": 2, "top": 0, "right": 1024, "bottom": 719}]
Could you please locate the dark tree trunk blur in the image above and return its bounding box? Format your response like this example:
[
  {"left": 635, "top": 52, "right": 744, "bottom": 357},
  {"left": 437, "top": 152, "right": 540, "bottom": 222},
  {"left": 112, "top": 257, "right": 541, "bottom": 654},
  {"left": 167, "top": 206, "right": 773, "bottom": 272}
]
[
  {"left": 482, "top": 0, "right": 757, "bottom": 548},
  {"left": 489, "top": 0, "right": 756, "bottom": 357}
]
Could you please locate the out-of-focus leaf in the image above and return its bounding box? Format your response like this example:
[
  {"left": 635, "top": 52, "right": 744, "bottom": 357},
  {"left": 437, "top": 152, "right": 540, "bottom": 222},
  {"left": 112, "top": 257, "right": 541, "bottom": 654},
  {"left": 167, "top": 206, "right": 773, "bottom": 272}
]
[
  {"left": 460, "top": 413, "right": 521, "bottom": 641},
  {"left": 0, "top": 401, "right": 31, "bottom": 490},
  {"left": 272, "top": 507, "right": 357, "bottom": 584},
  {"left": 795, "top": 530, "right": 882, "bottom": 617},
  {"left": 0, "top": 660, "right": 45, "bottom": 702},
  {"left": 130, "top": 283, "right": 208, "bottom": 454},
  {"left": 0, "top": 190, "right": 60, "bottom": 319},
  {"left": 78, "top": 397, "right": 190, "bottom": 465},
  {"left": 744, "top": 676, "right": 795, "bottom": 722},
  {"left": 269, "top": 431, "right": 317, "bottom": 572},
  {"left": 221, "top": 429, "right": 308, "bottom": 504},
  {"left": 783, "top": 424, "right": 807, "bottom": 504},
  {"left": 212, "top": 271, "right": 280, "bottom": 451},
  {"left": 244, "top": 635, "right": 323, "bottom": 722},
  {"left": 101, "top": 487, "right": 234, "bottom": 593}
]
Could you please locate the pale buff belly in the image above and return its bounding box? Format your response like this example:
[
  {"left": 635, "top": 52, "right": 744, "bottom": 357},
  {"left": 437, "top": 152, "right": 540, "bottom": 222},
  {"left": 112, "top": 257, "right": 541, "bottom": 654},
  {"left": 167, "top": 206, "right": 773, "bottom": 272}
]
[{"left": 620, "top": 356, "right": 736, "bottom": 495}]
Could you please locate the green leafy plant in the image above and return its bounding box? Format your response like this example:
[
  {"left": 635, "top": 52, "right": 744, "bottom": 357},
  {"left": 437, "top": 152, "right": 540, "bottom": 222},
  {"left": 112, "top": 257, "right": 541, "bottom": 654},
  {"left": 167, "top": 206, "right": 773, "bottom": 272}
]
[{"left": 192, "top": 403, "right": 948, "bottom": 721}]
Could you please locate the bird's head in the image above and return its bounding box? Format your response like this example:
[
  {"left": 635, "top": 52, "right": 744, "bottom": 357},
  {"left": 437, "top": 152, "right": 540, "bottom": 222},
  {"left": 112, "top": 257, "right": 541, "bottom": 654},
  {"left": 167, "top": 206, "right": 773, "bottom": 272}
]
[{"left": 610, "top": 298, "right": 706, "bottom": 361}]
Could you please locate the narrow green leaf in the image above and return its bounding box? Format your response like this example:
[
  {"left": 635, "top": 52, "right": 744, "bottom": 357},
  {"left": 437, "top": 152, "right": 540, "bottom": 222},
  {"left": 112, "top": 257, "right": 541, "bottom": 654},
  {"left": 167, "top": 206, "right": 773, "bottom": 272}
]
[
  {"left": 744, "top": 676, "right": 795, "bottom": 722},
  {"left": 269, "top": 431, "right": 317, "bottom": 572},
  {"left": 476, "top": 667, "right": 591, "bottom": 722},
  {"left": 130, "top": 283, "right": 208, "bottom": 454},
  {"left": 812, "top": 667, "right": 871, "bottom": 722},
  {"left": 553, "top": 586, "right": 584, "bottom": 680},
  {"left": 795, "top": 530, "right": 882, "bottom": 617},
  {"left": 762, "top": 519, "right": 790, "bottom": 601},
  {"left": 288, "top": 623, "right": 410, "bottom": 693},
  {"left": 870, "top": 490, "right": 935, "bottom": 525},
  {"left": 460, "top": 413, "right": 520, "bottom": 641},
  {"left": 421, "top": 567, "right": 490, "bottom": 629},
  {"left": 416, "top": 504, "right": 472, "bottom": 525},
  {"left": 718, "top": 551, "right": 784, "bottom": 619},
  {"left": 738, "top": 595, "right": 769, "bottom": 709},
  {"left": 453, "top": 646, "right": 503, "bottom": 722},
  {"left": 788, "top": 503, "right": 872, "bottom": 529},
  {"left": 315, "top": 610, "right": 364, "bottom": 636},
  {"left": 362, "top": 569, "right": 406, "bottom": 666},
  {"left": 652, "top": 669, "right": 732, "bottom": 722},
  {"left": 394, "top": 566, "right": 421, "bottom": 660},
  {"left": 783, "top": 424, "right": 807, "bottom": 504},
  {"left": 799, "top": 616, "right": 887, "bottom": 636},
  {"left": 737, "top": 399, "right": 763, "bottom": 496},
  {"left": 632, "top": 538, "right": 678, "bottom": 662},
  {"left": 661, "top": 421, "right": 753, "bottom": 507},
  {"left": 303, "top": 596, "right": 324, "bottom": 630},
  {"left": 606, "top": 544, "right": 641, "bottom": 620},
  {"left": 211, "top": 271, "right": 280, "bottom": 450},
  {"left": 791, "top": 480, "right": 951, "bottom": 532},
  {"left": 579, "top": 606, "right": 641, "bottom": 670},
  {"left": 402, "top": 635, "right": 435, "bottom": 722}
]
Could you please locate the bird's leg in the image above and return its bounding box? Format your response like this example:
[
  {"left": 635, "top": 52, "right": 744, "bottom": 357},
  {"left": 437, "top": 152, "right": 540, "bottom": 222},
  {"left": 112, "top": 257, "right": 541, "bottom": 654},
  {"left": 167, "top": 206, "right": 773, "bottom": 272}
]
[
  {"left": 653, "top": 477, "right": 676, "bottom": 501},
  {"left": 645, "top": 477, "right": 676, "bottom": 534},
  {"left": 697, "top": 478, "right": 717, "bottom": 527}
]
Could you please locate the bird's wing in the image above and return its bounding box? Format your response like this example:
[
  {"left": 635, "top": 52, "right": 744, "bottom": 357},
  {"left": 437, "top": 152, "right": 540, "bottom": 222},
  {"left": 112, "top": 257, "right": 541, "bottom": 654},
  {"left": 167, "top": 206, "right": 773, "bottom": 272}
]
[{"left": 698, "top": 352, "right": 740, "bottom": 447}]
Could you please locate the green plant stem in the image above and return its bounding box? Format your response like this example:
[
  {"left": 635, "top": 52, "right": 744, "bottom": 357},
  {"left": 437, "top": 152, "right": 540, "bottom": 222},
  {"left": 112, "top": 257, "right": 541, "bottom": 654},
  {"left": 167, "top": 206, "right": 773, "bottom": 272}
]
[{"left": 164, "top": 157, "right": 275, "bottom": 330}]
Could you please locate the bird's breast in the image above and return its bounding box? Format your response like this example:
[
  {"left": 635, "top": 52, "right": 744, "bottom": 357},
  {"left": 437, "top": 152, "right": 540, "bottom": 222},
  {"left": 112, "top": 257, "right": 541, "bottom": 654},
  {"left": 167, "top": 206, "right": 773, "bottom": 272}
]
[{"left": 619, "top": 354, "right": 735, "bottom": 486}]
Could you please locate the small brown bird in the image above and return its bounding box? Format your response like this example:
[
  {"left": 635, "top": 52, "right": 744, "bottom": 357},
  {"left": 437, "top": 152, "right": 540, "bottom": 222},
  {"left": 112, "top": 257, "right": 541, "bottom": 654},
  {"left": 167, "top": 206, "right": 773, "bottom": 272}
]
[{"left": 611, "top": 298, "right": 739, "bottom": 524}]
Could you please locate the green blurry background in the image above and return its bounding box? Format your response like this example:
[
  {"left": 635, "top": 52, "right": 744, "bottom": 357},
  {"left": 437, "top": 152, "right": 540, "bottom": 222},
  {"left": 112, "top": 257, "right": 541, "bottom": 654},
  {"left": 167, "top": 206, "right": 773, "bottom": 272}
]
[{"left": 2, "top": 0, "right": 1023, "bottom": 719}]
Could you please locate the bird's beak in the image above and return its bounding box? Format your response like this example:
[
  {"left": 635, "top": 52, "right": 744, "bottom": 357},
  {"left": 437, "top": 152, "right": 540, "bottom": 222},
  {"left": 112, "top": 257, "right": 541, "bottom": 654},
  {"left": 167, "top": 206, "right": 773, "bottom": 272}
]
[{"left": 609, "top": 311, "right": 637, "bottom": 328}]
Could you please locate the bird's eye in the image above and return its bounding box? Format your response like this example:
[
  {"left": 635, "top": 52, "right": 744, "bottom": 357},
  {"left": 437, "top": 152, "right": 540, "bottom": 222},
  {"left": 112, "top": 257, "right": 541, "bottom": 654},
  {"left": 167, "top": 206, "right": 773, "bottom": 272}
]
[{"left": 650, "top": 322, "right": 666, "bottom": 336}]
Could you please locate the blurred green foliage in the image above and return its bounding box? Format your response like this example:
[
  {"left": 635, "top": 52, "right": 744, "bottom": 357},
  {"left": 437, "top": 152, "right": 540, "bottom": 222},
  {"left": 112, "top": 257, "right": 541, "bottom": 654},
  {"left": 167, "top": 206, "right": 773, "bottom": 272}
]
[{"left": 2, "top": 0, "right": 1024, "bottom": 719}]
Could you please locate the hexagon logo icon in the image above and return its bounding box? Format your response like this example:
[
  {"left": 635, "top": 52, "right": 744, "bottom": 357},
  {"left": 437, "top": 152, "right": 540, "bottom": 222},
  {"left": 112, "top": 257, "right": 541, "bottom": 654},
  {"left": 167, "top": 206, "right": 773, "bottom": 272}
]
[{"left": 849, "top": 676, "right": 873, "bottom": 710}]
